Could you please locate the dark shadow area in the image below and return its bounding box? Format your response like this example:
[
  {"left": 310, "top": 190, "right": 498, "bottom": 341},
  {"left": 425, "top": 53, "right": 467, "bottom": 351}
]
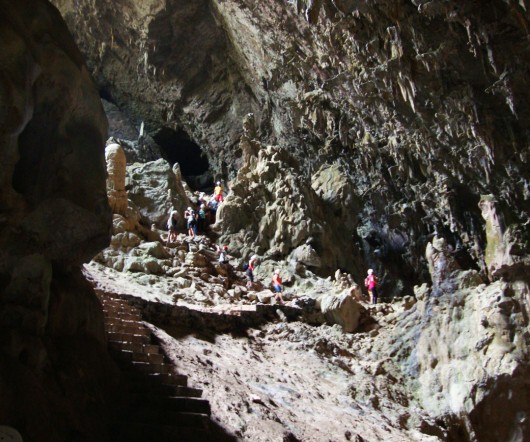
[{"left": 153, "top": 127, "right": 211, "bottom": 189}]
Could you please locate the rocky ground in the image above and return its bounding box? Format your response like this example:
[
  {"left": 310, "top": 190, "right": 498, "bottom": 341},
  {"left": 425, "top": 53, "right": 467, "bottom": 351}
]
[{"left": 87, "top": 236, "right": 441, "bottom": 442}]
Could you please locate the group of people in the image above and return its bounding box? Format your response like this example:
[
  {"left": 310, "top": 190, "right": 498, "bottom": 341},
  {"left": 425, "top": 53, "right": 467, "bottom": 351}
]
[
  {"left": 166, "top": 181, "right": 225, "bottom": 243},
  {"left": 216, "top": 249, "right": 286, "bottom": 304},
  {"left": 167, "top": 181, "right": 379, "bottom": 304}
]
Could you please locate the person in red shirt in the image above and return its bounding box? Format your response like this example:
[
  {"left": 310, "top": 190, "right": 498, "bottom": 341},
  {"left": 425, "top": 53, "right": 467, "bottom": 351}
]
[
  {"left": 364, "top": 269, "right": 378, "bottom": 305},
  {"left": 272, "top": 269, "right": 285, "bottom": 304}
]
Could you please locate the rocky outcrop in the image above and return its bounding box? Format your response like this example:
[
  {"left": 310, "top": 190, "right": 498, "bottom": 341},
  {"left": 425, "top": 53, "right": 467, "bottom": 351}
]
[
  {"left": 479, "top": 194, "right": 530, "bottom": 280},
  {"left": 105, "top": 142, "right": 128, "bottom": 216},
  {"left": 0, "top": 1, "right": 115, "bottom": 440},
  {"left": 126, "top": 159, "right": 191, "bottom": 228},
  {"left": 383, "top": 236, "right": 530, "bottom": 441},
  {"left": 216, "top": 130, "right": 363, "bottom": 276},
  {"left": 51, "top": 0, "right": 529, "bottom": 292}
]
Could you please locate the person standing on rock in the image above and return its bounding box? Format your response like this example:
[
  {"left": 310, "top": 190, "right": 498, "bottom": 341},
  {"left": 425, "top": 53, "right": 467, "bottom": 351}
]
[
  {"left": 364, "top": 269, "right": 378, "bottom": 304},
  {"left": 184, "top": 207, "right": 197, "bottom": 238},
  {"left": 197, "top": 204, "right": 207, "bottom": 234},
  {"left": 246, "top": 254, "right": 258, "bottom": 289},
  {"left": 197, "top": 192, "right": 206, "bottom": 207},
  {"left": 214, "top": 181, "right": 224, "bottom": 203},
  {"left": 217, "top": 245, "right": 229, "bottom": 264},
  {"left": 208, "top": 198, "right": 219, "bottom": 223},
  {"left": 272, "top": 269, "right": 285, "bottom": 304},
  {"left": 166, "top": 210, "right": 179, "bottom": 245}
]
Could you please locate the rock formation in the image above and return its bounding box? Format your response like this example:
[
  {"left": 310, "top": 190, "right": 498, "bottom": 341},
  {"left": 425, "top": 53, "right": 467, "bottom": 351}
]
[
  {"left": 105, "top": 142, "right": 128, "bottom": 216},
  {"left": 2, "top": 0, "right": 529, "bottom": 441},
  {"left": 51, "top": 0, "right": 530, "bottom": 292},
  {"left": 0, "top": 1, "right": 115, "bottom": 440}
]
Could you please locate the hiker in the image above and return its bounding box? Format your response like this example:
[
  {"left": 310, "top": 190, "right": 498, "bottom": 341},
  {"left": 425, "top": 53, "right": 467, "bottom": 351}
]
[
  {"left": 184, "top": 207, "right": 196, "bottom": 237},
  {"left": 246, "top": 254, "right": 258, "bottom": 288},
  {"left": 217, "top": 245, "right": 229, "bottom": 265},
  {"left": 214, "top": 181, "right": 224, "bottom": 203},
  {"left": 272, "top": 269, "right": 285, "bottom": 304},
  {"left": 197, "top": 192, "right": 207, "bottom": 207},
  {"left": 197, "top": 204, "right": 207, "bottom": 234},
  {"left": 364, "top": 269, "right": 378, "bottom": 305},
  {"left": 166, "top": 210, "right": 179, "bottom": 245},
  {"left": 208, "top": 198, "right": 219, "bottom": 223}
]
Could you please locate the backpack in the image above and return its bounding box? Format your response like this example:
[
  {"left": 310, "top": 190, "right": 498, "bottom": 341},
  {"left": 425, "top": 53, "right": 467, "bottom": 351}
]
[{"left": 242, "top": 262, "right": 249, "bottom": 271}]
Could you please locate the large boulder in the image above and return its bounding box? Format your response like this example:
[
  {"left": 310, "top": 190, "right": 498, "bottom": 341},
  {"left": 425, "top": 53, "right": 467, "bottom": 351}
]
[
  {"left": 126, "top": 159, "right": 191, "bottom": 228},
  {"left": 320, "top": 291, "right": 362, "bottom": 333}
]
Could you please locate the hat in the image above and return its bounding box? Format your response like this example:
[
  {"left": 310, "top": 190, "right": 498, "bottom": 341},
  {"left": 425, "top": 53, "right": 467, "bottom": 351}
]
[
  {"left": 367, "top": 269, "right": 373, "bottom": 275},
  {"left": 223, "top": 245, "right": 228, "bottom": 250},
  {"left": 274, "top": 269, "right": 280, "bottom": 274},
  {"left": 200, "top": 204, "right": 205, "bottom": 208},
  {"left": 187, "top": 207, "right": 192, "bottom": 211},
  {"left": 216, "top": 181, "right": 221, "bottom": 185}
]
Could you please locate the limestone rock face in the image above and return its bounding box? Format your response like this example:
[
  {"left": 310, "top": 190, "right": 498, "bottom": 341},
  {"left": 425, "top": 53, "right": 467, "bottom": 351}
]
[
  {"left": 126, "top": 159, "right": 191, "bottom": 228},
  {"left": 216, "top": 142, "right": 361, "bottom": 274},
  {"left": 479, "top": 194, "right": 530, "bottom": 279},
  {"left": 52, "top": 0, "right": 530, "bottom": 288},
  {"left": 105, "top": 143, "right": 128, "bottom": 216},
  {"left": 384, "top": 240, "right": 530, "bottom": 441},
  {"left": 0, "top": 1, "right": 115, "bottom": 440}
]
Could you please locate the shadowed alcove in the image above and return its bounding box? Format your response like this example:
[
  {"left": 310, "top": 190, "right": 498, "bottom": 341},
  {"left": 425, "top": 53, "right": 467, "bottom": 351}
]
[{"left": 152, "top": 127, "right": 212, "bottom": 189}]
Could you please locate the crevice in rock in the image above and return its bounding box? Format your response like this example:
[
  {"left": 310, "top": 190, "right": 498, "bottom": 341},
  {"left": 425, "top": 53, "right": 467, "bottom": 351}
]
[
  {"left": 152, "top": 127, "right": 212, "bottom": 190},
  {"left": 99, "top": 86, "right": 116, "bottom": 105}
]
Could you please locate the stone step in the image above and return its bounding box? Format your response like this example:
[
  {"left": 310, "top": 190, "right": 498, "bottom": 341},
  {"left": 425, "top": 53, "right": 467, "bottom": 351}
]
[
  {"left": 109, "top": 340, "right": 160, "bottom": 354},
  {"left": 107, "top": 332, "right": 150, "bottom": 344},
  {"left": 124, "top": 371, "right": 188, "bottom": 387},
  {"left": 102, "top": 305, "right": 142, "bottom": 316},
  {"left": 105, "top": 323, "right": 150, "bottom": 336},
  {"left": 126, "top": 381, "right": 202, "bottom": 398},
  {"left": 103, "top": 311, "right": 142, "bottom": 322},
  {"left": 115, "top": 422, "right": 211, "bottom": 442},
  {"left": 128, "top": 395, "right": 211, "bottom": 415},
  {"left": 112, "top": 349, "right": 165, "bottom": 365},
  {"left": 127, "top": 361, "right": 172, "bottom": 375},
  {"left": 123, "top": 409, "right": 211, "bottom": 429}
]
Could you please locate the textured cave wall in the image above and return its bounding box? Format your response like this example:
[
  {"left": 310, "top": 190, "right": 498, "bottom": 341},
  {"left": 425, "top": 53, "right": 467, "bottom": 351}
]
[
  {"left": 52, "top": 0, "right": 530, "bottom": 291},
  {"left": 0, "top": 0, "right": 117, "bottom": 440}
]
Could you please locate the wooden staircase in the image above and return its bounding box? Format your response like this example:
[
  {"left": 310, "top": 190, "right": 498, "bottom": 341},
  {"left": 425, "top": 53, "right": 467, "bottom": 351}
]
[{"left": 97, "top": 292, "right": 212, "bottom": 442}]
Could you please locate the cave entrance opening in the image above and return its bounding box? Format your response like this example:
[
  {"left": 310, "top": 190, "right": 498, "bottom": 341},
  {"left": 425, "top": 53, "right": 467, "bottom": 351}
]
[{"left": 153, "top": 127, "right": 212, "bottom": 191}]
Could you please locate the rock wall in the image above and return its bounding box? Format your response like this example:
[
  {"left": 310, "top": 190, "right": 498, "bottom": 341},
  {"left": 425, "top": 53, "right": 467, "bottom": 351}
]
[
  {"left": 382, "top": 236, "right": 530, "bottom": 441},
  {"left": 0, "top": 1, "right": 116, "bottom": 440},
  {"left": 50, "top": 0, "right": 529, "bottom": 292}
]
